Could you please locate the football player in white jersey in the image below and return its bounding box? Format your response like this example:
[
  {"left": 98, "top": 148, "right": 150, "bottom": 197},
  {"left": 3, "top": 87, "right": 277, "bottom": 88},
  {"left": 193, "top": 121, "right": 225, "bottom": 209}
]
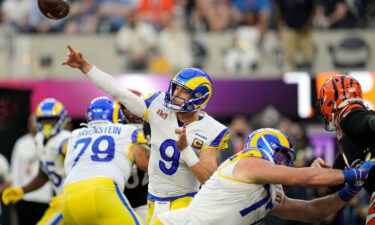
[
  {"left": 62, "top": 45, "right": 229, "bottom": 224},
  {"left": 2, "top": 98, "right": 71, "bottom": 225},
  {"left": 61, "top": 96, "right": 149, "bottom": 225},
  {"left": 157, "top": 128, "right": 375, "bottom": 225}
]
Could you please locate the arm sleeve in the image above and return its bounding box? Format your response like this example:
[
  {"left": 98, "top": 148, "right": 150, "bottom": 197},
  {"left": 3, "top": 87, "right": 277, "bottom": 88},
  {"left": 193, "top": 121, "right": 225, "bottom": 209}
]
[
  {"left": 340, "top": 108, "right": 375, "bottom": 136},
  {"left": 86, "top": 66, "right": 147, "bottom": 118}
]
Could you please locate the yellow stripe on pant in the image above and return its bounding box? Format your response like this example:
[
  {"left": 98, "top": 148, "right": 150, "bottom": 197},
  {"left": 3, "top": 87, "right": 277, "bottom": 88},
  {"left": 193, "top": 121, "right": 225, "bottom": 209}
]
[
  {"left": 147, "top": 196, "right": 193, "bottom": 225},
  {"left": 61, "top": 177, "right": 144, "bottom": 225}
]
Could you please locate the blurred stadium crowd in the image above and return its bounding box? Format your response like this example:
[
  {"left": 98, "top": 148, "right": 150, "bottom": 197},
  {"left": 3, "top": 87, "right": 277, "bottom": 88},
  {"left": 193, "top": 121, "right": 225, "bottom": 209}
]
[
  {"left": 1, "top": 0, "right": 375, "bottom": 73},
  {"left": 1, "top": 0, "right": 373, "bottom": 34}
]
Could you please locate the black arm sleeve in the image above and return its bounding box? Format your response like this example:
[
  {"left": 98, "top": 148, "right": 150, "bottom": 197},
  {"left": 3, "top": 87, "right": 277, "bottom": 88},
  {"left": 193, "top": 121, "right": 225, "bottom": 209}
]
[{"left": 340, "top": 108, "right": 375, "bottom": 136}]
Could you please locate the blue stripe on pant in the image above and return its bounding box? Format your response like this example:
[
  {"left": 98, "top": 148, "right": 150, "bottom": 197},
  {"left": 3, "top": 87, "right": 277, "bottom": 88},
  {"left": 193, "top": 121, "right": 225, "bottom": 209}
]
[
  {"left": 50, "top": 214, "right": 63, "bottom": 225},
  {"left": 114, "top": 182, "right": 141, "bottom": 225}
]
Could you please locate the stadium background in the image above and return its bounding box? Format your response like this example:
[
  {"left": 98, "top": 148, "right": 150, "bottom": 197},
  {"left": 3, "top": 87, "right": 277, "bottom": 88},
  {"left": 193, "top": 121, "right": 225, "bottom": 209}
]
[{"left": 0, "top": 0, "right": 374, "bottom": 224}]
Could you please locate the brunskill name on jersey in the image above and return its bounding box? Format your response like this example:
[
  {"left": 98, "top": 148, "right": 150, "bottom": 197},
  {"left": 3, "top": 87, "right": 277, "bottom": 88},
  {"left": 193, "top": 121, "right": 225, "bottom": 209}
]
[{"left": 76, "top": 125, "right": 122, "bottom": 137}]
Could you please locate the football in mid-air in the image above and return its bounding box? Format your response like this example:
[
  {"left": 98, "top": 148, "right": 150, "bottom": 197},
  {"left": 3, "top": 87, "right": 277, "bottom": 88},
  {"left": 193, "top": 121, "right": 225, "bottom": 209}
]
[{"left": 37, "top": 0, "right": 70, "bottom": 20}]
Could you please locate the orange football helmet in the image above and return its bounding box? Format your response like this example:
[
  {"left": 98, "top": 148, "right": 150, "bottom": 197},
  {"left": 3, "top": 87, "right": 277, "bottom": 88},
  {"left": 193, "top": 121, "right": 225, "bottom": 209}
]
[{"left": 317, "top": 75, "right": 363, "bottom": 131}]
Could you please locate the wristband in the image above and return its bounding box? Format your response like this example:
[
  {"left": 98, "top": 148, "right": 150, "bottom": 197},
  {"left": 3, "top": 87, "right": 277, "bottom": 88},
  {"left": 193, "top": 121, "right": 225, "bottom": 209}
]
[
  {"left": 338, "top": 184, "right": 361, "bottom": 202},
  {"left": 180, "top": 146, "right": 199, "bottom": 167},
  {"left": 342, "top": 169, "right": 357, "bottom": 184}
]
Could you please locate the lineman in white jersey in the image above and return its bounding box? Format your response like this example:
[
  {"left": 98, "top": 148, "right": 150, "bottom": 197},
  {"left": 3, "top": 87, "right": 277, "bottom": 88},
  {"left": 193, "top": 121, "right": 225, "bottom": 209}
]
[
  {"left": 157, "top": 128, "right": 375, "bottom": 225},
  {"left": 2, "top": 98, "right": 71, "bottom": 225},
  {"left": 62, "top": 45, "right": 229, "bottom": 224},
  {"left": 61, "top": 97, "right": 149, "bottom": 225}
]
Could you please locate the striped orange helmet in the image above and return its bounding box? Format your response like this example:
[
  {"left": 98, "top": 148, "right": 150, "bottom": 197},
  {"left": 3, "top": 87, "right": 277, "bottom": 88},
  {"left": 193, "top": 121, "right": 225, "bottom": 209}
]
[{"left": 317, "top": 75, "right": 363, "bottom": 131}]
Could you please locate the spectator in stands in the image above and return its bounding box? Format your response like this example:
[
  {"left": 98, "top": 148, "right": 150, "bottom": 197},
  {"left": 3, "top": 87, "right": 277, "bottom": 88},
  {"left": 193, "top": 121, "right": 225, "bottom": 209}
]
[
  {"left": 157, "top": 11, "right": 193, "bottom": 73},
  {"left": 224, "top": 11, "right": 260, "bottom": 76},
  {"left": 28, "top": 1, "right": 64, "bottom": 33},
  {"left": 10, "top": 115, "right": 52, "bottom": 225},
  {"left": 288, "top": 122, "right": 315, "bottom": 168},
  {"left": 137, "top": 0, "right": 176, "bottom": 29},
  {"left": 97, "top": 0, "right": 136, "bottom": 33},
  {"left": 194, "top": 0, "right": 234, "bottom": 31},
  {"left": 116, "top": 11, "right": 157, "bottom": 72},
  {"left": 64, "top": 0, "right": 99, "bottom": 34},
  {"left": 315, "top": 0, "right": 355, "bottom": 29},
  {"left": 232, "top": 0, "right": 271, "bottom": 49},
  {"left": 1, "top": 0, "right": 31, "bottom": 32},
  {"left": 275, "top": 0, "right": 317, "bottom": 70}
]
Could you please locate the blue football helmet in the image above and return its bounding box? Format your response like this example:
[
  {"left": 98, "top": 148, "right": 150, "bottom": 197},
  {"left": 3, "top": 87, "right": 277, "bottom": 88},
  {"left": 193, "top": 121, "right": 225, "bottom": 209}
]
[
  {"left": 86, "top": 97, "right": 124, "bottom": 124},
  {"left": 35, "top": 98, "right": 67, "bottom": 139},
  {"left": 245, "top": 128, "right": 296, "bottom": 167},
  {"left": 164, "top": 68, "right": 213, "bottom": 112}
]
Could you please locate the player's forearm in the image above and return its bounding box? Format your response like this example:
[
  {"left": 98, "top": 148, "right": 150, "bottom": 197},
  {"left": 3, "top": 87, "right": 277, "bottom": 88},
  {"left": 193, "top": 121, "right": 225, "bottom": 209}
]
[
  {"left": 287, "top": 167, "right": 344, "bottom": 187},
  {"left": 21, "top": 169, "right": 49, "bottom": 193},
  {"left": 300, "top": 193, "right": 346, "bottom": 222},
  {"left": 86, "top": 66, "right": 147, "bottom": 118},
  {"left": 132, "top": 144, "right": 150, "bottom": 172},
  {"left": 274, "top": 194, "right": 345, "bottom": 222},
  {"left": 190, "top": 161, "right": 216, "bottom": 184}
]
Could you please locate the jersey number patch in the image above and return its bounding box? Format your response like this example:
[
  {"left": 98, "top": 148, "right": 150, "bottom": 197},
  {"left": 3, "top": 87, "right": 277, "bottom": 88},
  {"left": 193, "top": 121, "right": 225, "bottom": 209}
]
[
  {"left": 73, "top": 135, "right": 115, "bottom": 167},
  {"left": 159, "top": 139, "right": 180, "bottom": 175}
]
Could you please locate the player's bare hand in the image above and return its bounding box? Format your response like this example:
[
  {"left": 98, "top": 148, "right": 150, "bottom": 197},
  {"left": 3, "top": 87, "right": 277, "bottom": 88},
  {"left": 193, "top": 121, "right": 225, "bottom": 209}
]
[
  {"left": 62, "top": 45, "right": 93, "bottom": 74},
  {"left": 176, "top": 124, "right": 188, "bottom": 151},
  {"left": 311, "top": 157, "right": 331, "bottom": 168}
]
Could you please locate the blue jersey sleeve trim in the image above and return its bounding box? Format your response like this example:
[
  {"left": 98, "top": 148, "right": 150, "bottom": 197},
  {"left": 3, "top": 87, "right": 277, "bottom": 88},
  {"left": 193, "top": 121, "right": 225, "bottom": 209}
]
[
  {"left": 147, "top": 192, "right": 197, "bottom": 202},
  {"left": 144, "top": 91, "right": 162, "bottom": 108},
  {"left": 131, "top": 129, "right": 139, "bottom": 144},
  {"left": 58, "top": 138, "right": 69, "bottom": 156},
  {"left": 210, "top": 128, "right": 229, "bottom": 148}
]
